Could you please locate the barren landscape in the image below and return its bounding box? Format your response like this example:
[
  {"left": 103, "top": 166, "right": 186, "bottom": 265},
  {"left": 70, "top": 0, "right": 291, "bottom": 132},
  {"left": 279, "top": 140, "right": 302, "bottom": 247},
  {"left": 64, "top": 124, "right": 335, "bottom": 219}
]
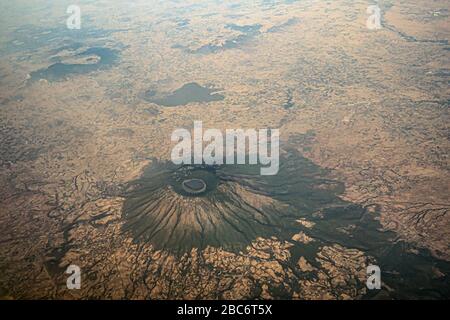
[{"left": 0, "top": 0, "right": 449, "bottom": 299}]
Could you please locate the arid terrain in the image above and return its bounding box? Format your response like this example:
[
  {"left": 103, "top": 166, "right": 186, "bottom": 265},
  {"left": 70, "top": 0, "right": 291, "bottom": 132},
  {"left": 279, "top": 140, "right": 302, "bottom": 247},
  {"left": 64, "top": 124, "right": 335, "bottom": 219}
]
[{"left": 0, "top": 0, "right": 449, "bottom": 299}]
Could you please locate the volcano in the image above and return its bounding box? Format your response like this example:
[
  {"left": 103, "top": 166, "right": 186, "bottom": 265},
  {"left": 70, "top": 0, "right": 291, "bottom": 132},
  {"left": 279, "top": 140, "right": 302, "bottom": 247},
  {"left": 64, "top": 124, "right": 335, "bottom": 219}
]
[{"left": 120, "top": 147, "right": 344, "bottom": 253}]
